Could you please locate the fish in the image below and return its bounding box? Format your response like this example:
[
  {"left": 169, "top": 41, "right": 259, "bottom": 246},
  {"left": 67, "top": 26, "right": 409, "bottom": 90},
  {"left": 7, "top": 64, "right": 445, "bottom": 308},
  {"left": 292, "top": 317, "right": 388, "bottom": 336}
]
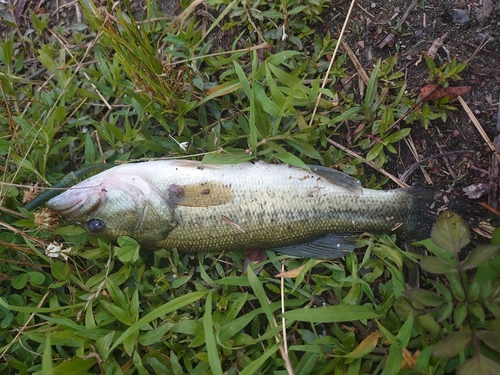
[{"left": 46, "top": 160, "right": 439, "bottom": 259}]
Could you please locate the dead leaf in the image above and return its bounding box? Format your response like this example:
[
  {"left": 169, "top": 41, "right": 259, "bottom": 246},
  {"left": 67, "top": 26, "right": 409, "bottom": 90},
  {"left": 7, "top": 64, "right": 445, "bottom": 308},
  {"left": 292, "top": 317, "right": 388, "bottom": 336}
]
[
  {"left": 463, "top": 183, "right": 493, "bottom": 199},
  {"left": 275, "top": 260, "right": 322, "bottom": 278},
  {"left": 418, "top": 84, "right": 471, "bottom": 101},
  {"left": 276, "top": 264, "right": 306, "bottom": 278}
]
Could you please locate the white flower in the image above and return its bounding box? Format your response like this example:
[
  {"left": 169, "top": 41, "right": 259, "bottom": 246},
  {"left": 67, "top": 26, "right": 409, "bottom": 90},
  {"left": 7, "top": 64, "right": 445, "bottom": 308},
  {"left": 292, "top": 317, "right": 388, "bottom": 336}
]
[
  {"left": 169, "top": 134, "right": 189, "bottom": 151},
  {"left": 281, "top": 25, "right": 288, "bottom": 41},
  {"left": 46, "top": 242, "right": 72, "bottom": 261}
]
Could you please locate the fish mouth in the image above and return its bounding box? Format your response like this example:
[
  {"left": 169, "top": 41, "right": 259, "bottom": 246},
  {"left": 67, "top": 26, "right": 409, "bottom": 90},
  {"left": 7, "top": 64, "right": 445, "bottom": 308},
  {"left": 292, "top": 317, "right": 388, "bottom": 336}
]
[{"left": 47, "top": 187, "right": 104, "bottom": 220}]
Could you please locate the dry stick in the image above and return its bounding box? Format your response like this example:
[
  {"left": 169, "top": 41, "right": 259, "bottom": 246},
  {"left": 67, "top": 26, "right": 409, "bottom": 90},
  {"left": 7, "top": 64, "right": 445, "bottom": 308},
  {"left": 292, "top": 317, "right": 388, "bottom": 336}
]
[
  {"left": 458, "top": 95, "right": 500, "bottom": 163},
  {"left": 342, "top": 41, "right": 370, "bottom": 85},
  {"left": 280, "top": 261, "right": 288, "bottom": 355},
  {"left": 399, "top": 150, "right": 473, "bottom": 183},
  {"left": 403, "top": 135, "right": 433, "bottom": 185},
  {"left": 326, "top": 138, "right": 410, "bottom": 188},
  {"left": 0, "top": 291, "right": 50, "bottom": 360},
  {"left": 489, "top": 92, "right": 500, "bottom": 210},
  {"left": 379, "top": 0, "right": 419, "bottom": 48},
  {"left": 308, "top": 0, "right": 356, "bottom": 127}
]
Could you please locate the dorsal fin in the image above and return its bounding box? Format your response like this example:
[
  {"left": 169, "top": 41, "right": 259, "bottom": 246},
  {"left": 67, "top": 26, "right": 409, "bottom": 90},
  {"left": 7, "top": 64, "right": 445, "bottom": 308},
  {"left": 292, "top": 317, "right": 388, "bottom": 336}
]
[{"left": 309, "top": 165, "right": 363, "bottom": 194}]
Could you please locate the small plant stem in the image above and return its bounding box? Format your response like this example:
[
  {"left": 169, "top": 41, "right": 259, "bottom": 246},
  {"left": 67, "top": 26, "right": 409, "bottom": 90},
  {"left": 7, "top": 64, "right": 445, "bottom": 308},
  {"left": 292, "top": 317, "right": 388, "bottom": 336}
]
[{"left": 326, "top": 138, "right": 409, "bottom": 188}]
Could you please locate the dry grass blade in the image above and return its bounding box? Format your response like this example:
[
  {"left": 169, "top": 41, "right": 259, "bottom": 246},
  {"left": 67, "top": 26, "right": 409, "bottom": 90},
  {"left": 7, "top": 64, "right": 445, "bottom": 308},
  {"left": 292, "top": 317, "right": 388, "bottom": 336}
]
[
  {"left": 308, "top": 0, "right": 357, "bottom": 127},
  {"left": 327, "top": 139, "right": 410, "bottom": 188},
  {"left": 458, "top": 95, "right": 500, "bottom": 162}
]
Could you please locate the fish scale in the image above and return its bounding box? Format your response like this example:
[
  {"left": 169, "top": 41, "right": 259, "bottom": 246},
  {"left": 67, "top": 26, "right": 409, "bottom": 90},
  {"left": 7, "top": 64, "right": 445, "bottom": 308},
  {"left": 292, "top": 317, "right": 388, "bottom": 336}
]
[{"left": 47, "top": 160, "right": 437, "bottom": 259}]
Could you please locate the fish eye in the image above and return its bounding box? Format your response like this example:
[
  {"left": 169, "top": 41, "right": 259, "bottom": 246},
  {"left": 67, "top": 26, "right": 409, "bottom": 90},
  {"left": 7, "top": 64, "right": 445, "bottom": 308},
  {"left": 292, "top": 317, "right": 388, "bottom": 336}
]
[{"left": 87, "top": 219, "right": 106, "bottom": 233}]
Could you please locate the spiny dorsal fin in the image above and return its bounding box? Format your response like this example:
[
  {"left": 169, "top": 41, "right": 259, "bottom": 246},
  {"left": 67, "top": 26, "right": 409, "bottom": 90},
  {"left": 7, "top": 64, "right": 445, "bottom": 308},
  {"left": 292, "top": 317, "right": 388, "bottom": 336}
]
[{"left": 309, "top": 165, "right": 363, "bottom": 194}]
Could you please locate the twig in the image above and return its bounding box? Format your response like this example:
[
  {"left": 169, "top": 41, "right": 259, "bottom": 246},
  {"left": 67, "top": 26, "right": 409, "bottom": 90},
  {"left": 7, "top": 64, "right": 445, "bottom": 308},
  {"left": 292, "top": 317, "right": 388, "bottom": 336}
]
[
  {"left": 458, "top": 95, "right": 500, "bottom": 162},
  {"left": 435, "top": 141, "right": 457, "bottom": 179},
  {"left": 479, "top": 202, "right": 500, "bottom": 218},
  {"left": 280, "top": 261, "right": 288, "bottom": 356},
  {"left": 308, "top": 0, "right": 356, "bottom": 127},
  {"left": 463, "top": 41, "right": 500, "bottom": 59},
  {"left": 341, "top": 41, "right": 370, "bottom": 85},
  {"left": 400, "top": 150, "right": 473, "bottom": 183},
  {"left": 488, "top": 92, "right": 500, "bottom": 209},
  {"left": 378, "top": 0, "right": 419, "bottom": 49},
  {"left": 0, "top": 291, "right": 50, "bottom": 360},
  {"left": 326, "top": 138, "right": 409, "bottom": 188},
  {"left": 403, "top": 135, "right": 433, "bottom": 185}
]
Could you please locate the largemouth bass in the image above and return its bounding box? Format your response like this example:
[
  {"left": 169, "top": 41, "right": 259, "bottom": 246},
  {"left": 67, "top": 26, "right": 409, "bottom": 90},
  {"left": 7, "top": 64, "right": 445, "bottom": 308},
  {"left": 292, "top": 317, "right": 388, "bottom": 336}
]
[{"left": 47, "top": 160, "right": 438, "bottom": 259}]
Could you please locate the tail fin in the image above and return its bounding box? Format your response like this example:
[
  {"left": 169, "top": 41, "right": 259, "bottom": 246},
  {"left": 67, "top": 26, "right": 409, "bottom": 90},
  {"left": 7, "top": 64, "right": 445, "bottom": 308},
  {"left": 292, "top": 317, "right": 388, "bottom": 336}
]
[{"left": 403, "top": 189, "right": 482, "bottom": 241}]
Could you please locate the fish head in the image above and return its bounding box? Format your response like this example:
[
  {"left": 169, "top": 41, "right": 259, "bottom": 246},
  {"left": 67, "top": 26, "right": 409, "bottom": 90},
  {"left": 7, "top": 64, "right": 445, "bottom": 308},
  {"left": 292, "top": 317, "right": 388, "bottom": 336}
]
[{"left": 47, "top": 172, "right": 176, "bottom": 246}]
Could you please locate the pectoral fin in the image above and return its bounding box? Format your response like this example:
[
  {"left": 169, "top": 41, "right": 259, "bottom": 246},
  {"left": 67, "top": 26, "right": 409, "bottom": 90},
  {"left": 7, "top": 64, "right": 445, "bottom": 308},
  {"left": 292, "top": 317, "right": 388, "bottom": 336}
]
[
  {"left": 273, "top": 233, "right": 359, "bottom": 259},
  {"left": 168, "top": 182, "right": 234, "bottom": 207}
]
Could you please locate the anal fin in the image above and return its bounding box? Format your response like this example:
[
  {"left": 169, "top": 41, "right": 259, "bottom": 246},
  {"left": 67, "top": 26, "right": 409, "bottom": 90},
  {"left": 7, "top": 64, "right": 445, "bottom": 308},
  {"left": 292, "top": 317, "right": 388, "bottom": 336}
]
[{"left": 272, "top": 233, "right": 359, "bottom": 259}]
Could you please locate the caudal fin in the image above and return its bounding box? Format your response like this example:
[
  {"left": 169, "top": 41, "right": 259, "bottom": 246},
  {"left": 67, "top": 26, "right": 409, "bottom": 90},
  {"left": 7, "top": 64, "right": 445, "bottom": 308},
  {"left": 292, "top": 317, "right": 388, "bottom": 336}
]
[{"left": 404, "top": 189, "right": 482, "bottom": 241}]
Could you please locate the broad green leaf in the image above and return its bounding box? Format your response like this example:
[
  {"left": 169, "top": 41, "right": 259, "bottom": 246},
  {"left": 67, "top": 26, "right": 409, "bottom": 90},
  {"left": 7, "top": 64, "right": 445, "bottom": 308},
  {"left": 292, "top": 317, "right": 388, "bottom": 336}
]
[
  {"left": 204, "top": 292, "right": 223, "bottom": 375},
  {"left": 107, "top": 292, "right": 206, "bottom": 356},
  {"left": 52, "top": 357, "right": 96, "bottom": 375},
  {"left": 420, "top": 256, "right": 456, "bottom": 274},
  {"left": 115, "top": 236, "right": 140, "bottom": 263},
  {"left": 385, "top": 128, "right": 411, "bottom": 143},
  {"left": 463, "top": 244, "right": 500, "bottom": 269},
  {"left": 201, "top": 153, "right": 254, "bottom": 165},
  {"left": 238, "top": 343, "right": 280, "bottom": 375},
  {"left": 283, "top": 304, "right": 379, "bottom": 323},
  {"left": 0, "top": 297, "right": 85, "bottom": 313},
  {"left": 0, "top": 139, "right": 10, "bottom": 155},
  {"left": 366, "top": 142, "right": 384, "bottom": 162},
  {"left": 52, "top": 225, "right": 88, "bottom": 236},
  {"left": 2, "top": 38, "right": 13, "bottom": 66},
  {"left": 396, "top": 312, "right": 413, "bottom": 347},
  {"left": 138, "top": 325, "right": 171, "bottom": 347},
  {"left": 476, "top": 330, "right": 500, "bottom": 352},
  {"left": 12, "top": 273, "right": 28, "bottom": 289},
  {"left": 247, "top": 264, "right": 278, "bottom": 325},
  {"left": 28, "top": 271, "right": 46, "bottom": 285},
  {"left": 431, "top": 331, "right": 471, "bottom": 358},
  {"left": 254, "top": 82, "right": 280, "bottom": 116},
  {"left": 457, "top": 353, "right": 500, "bottom": 375},
  {"left": 491, "top": 227, "right": 500, "bottom": 245},
  {"left": 384, "top": 343, "right": 402, "bottom": 375},
  {"left": 42, "top": 333, "right": 53, "bottom": 375},
  {"left": 446, "top": 272, "right": 465, "bottom": 300},
  {"left": 51, "top": 262, "right": 70, "bottom": 281},
  {"left": 414, "top": 346, "right": 431, "bottom": 373},
  {"left": 364, "top": 59, "right": 381, "bottom": 107},
  {"left": 105, "top": 277, "right": 128, "bottom": 309},
  {"left": 275, "top": 152, "right": 311, "bottom": 171},
  {"left": 431, "top": 211, "right": 470, "bottom": 254},
  {"left": 403, "top": 289, "right": 446, "bottom": 307}
]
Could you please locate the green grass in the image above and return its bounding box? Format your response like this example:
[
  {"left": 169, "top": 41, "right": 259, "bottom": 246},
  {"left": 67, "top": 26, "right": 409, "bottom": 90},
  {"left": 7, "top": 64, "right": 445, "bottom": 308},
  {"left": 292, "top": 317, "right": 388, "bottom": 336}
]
[{"left": 1, "top": 0, "right": 500, "bottom": 374}]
